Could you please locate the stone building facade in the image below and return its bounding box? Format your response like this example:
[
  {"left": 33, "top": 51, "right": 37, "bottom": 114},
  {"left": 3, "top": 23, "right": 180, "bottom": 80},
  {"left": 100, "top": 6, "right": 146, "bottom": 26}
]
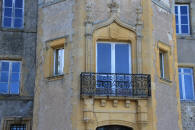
[
  {"left": 2, "top": 0, "right": 195, "bottom": 130},
  {"left": 33, "top": 0, "right": 182, "bottom": 130},
  {"left": 176, "top": 0, "right": 195, "bottom": 130},
  {"left": 0, "top": 0, "right": 37, "bottom": 129}
]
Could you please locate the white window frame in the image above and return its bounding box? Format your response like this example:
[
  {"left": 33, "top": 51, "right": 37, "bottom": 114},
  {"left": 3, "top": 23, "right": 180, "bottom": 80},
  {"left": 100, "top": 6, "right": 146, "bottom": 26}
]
[
  {"left": 53, "top": 48, "right": 64, "bottom": 76},
  {"left": 175, "top": 4, "right": 190, "bottom": 35},
  {"left": 96, "top": 42, "right": 132, "bottom": 74},
  {"left": 179, "top": 67, "right": 195, "bottom": 100},
  {"left": 0, "top": 60, "right": 21, "bottom": 94},
  {"left": 2, "top": 0, "right": 24, "bottom": 28}
]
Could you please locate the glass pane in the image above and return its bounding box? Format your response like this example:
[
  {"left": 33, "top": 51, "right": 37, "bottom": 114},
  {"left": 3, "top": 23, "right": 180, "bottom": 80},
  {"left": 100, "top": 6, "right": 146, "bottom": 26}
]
[
  {"left": 184, "top": 68, "right": 192, "bottom": 73},
  {"left": 4, "top": 8, "right": 12, "bottom": 17},
  {"left": 175, "top": 6, "right": 178, "bottom": 14},
  {"left": 115, "top": 44, "right": 130, "bottom": 73},
  {"left": 0, "top": 72, "right": 9, "bottom": 82},
  {"left": 10, "top": 73, "right": 20, "bottom": 82},
  {"left": 178, "top": 68, "right": 181, "bottom": 73},
  {"left": 57, "top": 49, "right": 64, "bottom": 74},
  {"left": 10, "top": 82, "right": 20, "bottom": 94},
  {"left": 97, "top": 43, "right": 111, "bottom": 73},
  {"left": 0, "top": 83, "right": 8, "bottom": 94},
  {"left": 181, "top": 16, "right": 188, "bottom": 24},
  {"left": 180, "top": 6, "right": 188, "bottom": 15},
  {"left": 3, "top": 17, "right": 12, "bottom": 27},
  {"left": 15, "top": 0, "right": 23, "bottom": 8},
  {"left": 15, "top": 9, "right": 23, "bottom": 17},
  {"left": 176, "top": 15, "right": 178, "bottom": 24},
  {"left": 1, "top": 62, "right": 9, "bottom": 71},
  {"left": 176, "top": 25, "right": 179, "bottom": 34},
  {"left": 179, "top": 74, "right": 183, "bottom": 99},
  {"left": 184, "top": 75, "right": 194, "bottom": 100},
  {"left": 4, "top": 0, "right": 13, "bottom": 7},
  {"left": 12, "top": 62, "right": 20, "bottom": 72},
  {"left": 14, "top": 18, "right": 23, "bottom": 28},
  {"left": 181, "top": 25, "right": 189, "bottom": 34}
]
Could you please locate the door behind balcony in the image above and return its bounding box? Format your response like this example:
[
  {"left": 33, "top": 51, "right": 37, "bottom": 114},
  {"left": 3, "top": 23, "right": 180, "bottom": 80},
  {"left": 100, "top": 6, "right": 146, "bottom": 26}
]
[{"left": 96, "top": 42, "right": 131, "bottom": 96}]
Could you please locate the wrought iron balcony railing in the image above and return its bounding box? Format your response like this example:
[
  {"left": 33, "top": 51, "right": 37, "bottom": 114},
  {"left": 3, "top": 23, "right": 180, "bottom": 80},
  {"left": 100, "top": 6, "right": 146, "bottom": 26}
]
[{"left": 80, "top": 72, "right": 151, "bottom": 98}]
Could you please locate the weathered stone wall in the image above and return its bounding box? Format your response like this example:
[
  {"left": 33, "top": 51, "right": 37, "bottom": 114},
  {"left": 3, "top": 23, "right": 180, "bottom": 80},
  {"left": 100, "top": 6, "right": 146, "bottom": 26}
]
[
  {"left": 176, "top": 0, "right": 195, "bottom": 130},
  {"left": 152, "top": 1, "right": 181, "bottom": 130},
  {"left": 0, "top": 0, "right": 37, "bottom": 129}
]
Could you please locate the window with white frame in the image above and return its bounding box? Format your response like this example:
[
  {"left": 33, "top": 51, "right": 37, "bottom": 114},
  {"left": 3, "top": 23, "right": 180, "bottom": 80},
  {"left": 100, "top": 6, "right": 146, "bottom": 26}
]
[
  {"left": 54, "top": 48, "right": 64, "bottom": 75},
  {"left": 0, "top": 60, "right": 21, "bottom": 94},
  {"left": 175, "top": 4, "right": 190, "bottom": 35},
  {"left": 2, "top": 0, "right": 24, "bottom": 28},
  {"left": 159, "top": 50, "right": 169, "bottom": 80},
  {"left": 178, "top": 67, "right": 195, "bottom": 100}
]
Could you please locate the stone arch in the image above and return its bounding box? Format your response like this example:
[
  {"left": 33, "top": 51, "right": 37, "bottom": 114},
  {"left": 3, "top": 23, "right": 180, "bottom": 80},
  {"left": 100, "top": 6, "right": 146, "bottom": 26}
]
[{"left": 95, "top": 120, "right": 138, "bottom": 130}]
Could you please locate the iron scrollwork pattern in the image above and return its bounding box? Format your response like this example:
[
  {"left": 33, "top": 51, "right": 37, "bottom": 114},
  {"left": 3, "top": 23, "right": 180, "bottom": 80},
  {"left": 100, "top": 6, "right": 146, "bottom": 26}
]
[{"left": 80, "top": 72, "right": 151, "bottom": 98}]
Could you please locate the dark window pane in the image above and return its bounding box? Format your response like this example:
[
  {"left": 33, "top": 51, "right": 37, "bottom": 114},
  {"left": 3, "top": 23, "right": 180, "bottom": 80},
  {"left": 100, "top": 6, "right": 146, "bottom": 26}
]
[
  {"left": 10, "top": 82, "right": 20, "bottom": 94},
  {"left": 15, "top": 9, "right": 23, "bottom": 17},
  {"left": 115, "top": 44, "right": 130, "bottom": 73},
  {"left": 3, "top": 17, "right": 12, "bottom": 27},
  {"left": 15, "top": 0, "right": 23, "bottom": 8},
  {"left": 1, "top": 62, "right": 9, "bottom": 71},
  {"left": 175, "top": 6, "right": 178, "bottom": 14},
  {"left": 176, "top": 15, "right": 178, "bottom": 24},
  {"left": 12, "top": 62, "right": 20, "bottom": 72},
  {"left": 181, "top": 16, "right": 188, "bottom": 24},
  {"left": 184, "top": 75, "right": 194, "bottom": 100},
  {"left": 10, "top": 73, "right": 20, "bottom": 82},
  {"left": 4, "top": 0, "right": 12, "bottom": 7},
  {"left": 0, "top": 83, "right": 8, "bottom": 94},
  {"left": 178, "top": 68, "right": 181, "bottom": 73},
  {"left": 179, "top": 74, "right": 183, "bottom": 99},
  {"left": 4, "top": 8, "right": 12, "bottom": 17},
  {"left": 184, "top": 68, "right": 192, "bottom": 73},
  {"left": 181, "top": 25, "right": 189, "bottom": 34},
  {"left": 176, "top": 25, "right": 179, "bottom": 34},
  {"left": 0, "top": 72, "right": 9, "bottom": 82},
  {"left": 97, "top": 43, "right": 111, "bottom": 73},
  {"left": 14, "top": 18, "right": 23, "bottom": 28},
  {"left": 180, "top": 6, "right": 188, "bottom": 14}
]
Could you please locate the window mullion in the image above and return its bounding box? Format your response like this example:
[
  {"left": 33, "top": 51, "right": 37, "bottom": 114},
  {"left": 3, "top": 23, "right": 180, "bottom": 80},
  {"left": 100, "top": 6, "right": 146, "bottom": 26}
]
[
  {"left": 111, "top": 44, "right": 115, "bottom": 73},
  {"left": 8, "top": 62, "right": 12, "bottom": 94},
  {"left": 178, "top": 6, "right": 182, "bottom": 34},
  {"left": 12, "top": 0, "right": 15, "bottom": 28},
  {"left": 181, "top": 69, "right": 186, "bottom": 99}
]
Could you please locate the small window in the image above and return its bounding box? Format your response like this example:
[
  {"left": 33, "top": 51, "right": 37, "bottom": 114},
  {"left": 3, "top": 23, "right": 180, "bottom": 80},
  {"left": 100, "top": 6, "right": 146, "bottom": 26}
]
[
  {"left": 3, "top": 118, "right": 31, "bottom": 130},
  {"left": 175, "top": 4, "right": 190, "bottom": 35},
  {"left": 0, "top": 60, "right": 21, "bottom": 94},
  {"left": 2, "top": 0, "right": 24, "bottom": 28},
  {"left": 178, "top": 67, "right": 195, "bottom": 100},
  {"left": 10, "top": 124, "right": 26, "bottom": 130},
  {"left": 54, "top": 48, "right": 64, "bottom": 75},
  {"left": 159, "top": 50, "right": 169, "bottom": 80}
]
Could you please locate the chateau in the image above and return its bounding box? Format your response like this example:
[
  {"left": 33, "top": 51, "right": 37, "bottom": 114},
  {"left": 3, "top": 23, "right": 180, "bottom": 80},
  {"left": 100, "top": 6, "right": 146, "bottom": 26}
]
[{"left": 0, "top": 0, "right": 194, "bottom": 130}]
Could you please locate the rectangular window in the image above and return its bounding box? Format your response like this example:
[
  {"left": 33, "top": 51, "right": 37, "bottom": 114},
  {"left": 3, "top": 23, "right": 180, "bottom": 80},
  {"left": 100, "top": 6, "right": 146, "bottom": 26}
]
[
  {"left": 10, "top": 124, "right": 26, "bottom": 130},
  {"left": 159, "top": 50, "right": 169, "bottom": 80},
  {"left": 54, "top": 48, "right": 64, "bottom": 75},
  {"left": 179, "top": 67, "right": 195, "bottom": 100},
  {"left": 175, "top": 4, "right": 190, "bottom": 35},
  {"left": 0, "top": 60, "right": 21, "bottom": 94},
  {"left": 2, "top": 0, "right": 24, "bottom": 28}
]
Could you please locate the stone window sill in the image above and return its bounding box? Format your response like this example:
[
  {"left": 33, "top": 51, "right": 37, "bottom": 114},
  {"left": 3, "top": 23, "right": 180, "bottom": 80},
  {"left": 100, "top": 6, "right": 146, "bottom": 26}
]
[
  {"left": 159, "top": 77, "right": 172, "bottom": 85},
  {"left": 46, "top": 74, "right": 64, "bottom": 81}
]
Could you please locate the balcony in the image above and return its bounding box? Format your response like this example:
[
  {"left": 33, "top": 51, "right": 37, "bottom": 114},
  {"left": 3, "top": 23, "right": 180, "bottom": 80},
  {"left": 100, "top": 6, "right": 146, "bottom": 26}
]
[{"left": 80, "top": 72, "right": 151, "bottom": 98}]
